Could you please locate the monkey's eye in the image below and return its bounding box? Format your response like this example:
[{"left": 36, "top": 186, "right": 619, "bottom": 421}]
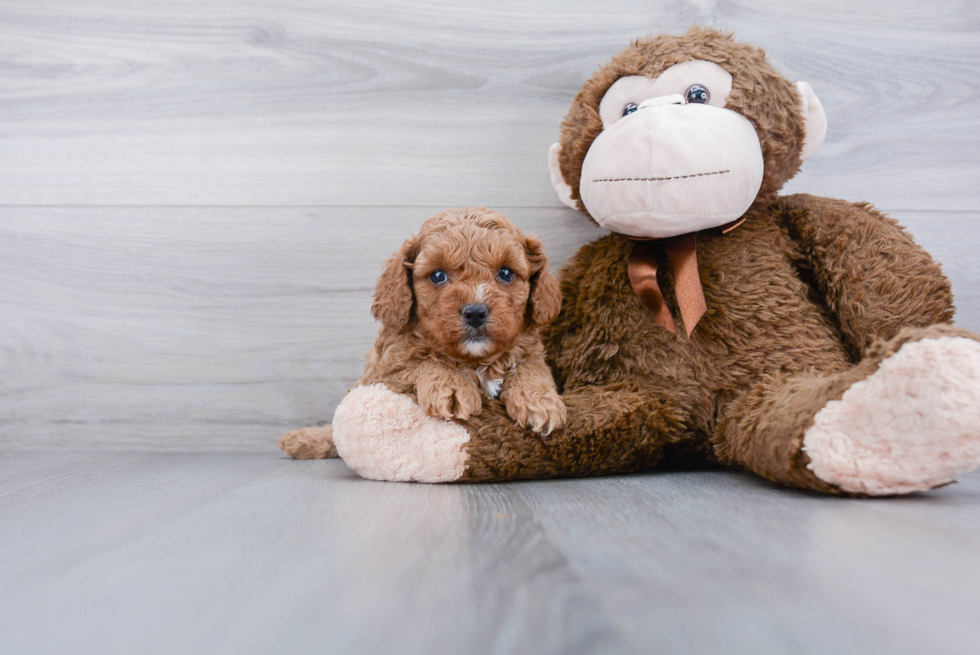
[
  {"left": 497, "top": 267, "right": 515, "bottom": 283},
  {"left": 429, "top": 269, "right": 448, "bottom": 285},
  {"left": 622, "top": 103, "right": 639, "bottom": 117},
  {"left": 685, "top": 84, "right": 710, "bottom": 104}
]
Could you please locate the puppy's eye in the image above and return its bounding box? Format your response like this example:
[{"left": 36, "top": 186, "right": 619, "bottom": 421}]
[
  {"left": 429, "top": 269, "right": 447, "bottom": 285},
  {"left": 685, "top": 84, "right": 710, "bottom": 104},
  {"left": 622, "top": 103, "right": 639, "bottom": 117},
  {"left": 497, "top": 267, "right": 515, "bottom": 283}
]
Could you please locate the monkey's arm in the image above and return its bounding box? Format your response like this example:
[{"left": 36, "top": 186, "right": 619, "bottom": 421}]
[{"left": 780, "top": 193, "right": 954, "bottom": 355}]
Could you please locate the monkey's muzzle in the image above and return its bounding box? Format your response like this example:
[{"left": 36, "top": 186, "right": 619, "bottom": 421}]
[{"left": 579, "top": 100, "right": 764, "bottom": 239}]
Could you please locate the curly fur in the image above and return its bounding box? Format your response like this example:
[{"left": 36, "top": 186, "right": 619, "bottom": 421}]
[{"left": 279, "top": 207, "right": 566, "bottom": 459}]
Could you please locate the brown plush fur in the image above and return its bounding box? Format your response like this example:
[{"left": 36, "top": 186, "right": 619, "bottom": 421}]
[
  {"left": 449, "top": 29, "right": 961, "bottom": 492},
  {"left": 461, "top": 199, "right": 954, "bottom": 487},
  {"left": 279, "top": 207, "right": 566, "bottom": 459}
]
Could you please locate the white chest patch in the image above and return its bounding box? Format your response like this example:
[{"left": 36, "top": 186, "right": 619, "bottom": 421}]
[
  {"left": 475, "top": 366, "right": 504, "bottom": 399},
  {"left": 475, "top": 364, "right": 514, "bottom": 400},
  {"left": 481, "top": 376, "right": 504, "bottom": 400}
]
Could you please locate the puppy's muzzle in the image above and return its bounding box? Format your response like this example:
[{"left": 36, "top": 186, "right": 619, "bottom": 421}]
[{"left": 462, "top": 303, "right": 490, "bottom": 330}]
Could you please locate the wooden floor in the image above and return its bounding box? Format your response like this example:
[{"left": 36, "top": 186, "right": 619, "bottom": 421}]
[
  {"left": 3, "top": 2, "right": 980, "bottom": 653},
  {"left": 1, "top": 452, "right": 978, "bottom": 655}
]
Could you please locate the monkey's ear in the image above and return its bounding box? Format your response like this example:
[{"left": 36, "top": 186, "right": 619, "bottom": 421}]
[
  {"left": 796, "top": 81, "right": 828, "bottom": 161},
  {"left": 548, "top": 143, "right": 578, "bottom": 210},
  {"left": 524, "top": 234, "right": 562, "bottom": 328},
  {"left": 371, "top": 236, "right": 417, "bottom": 331}
]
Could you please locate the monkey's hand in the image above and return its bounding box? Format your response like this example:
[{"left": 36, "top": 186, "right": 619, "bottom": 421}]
[
  {"left": 501, "top": 379, "right": 567, "bottom": 437},
  {"left": 416, "top": 370, "right": 483, "bottom": 421}
]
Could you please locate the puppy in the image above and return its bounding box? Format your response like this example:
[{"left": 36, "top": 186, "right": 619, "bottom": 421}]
[{"left": 279, "top": 207, "right": 566, "bottom": 459}]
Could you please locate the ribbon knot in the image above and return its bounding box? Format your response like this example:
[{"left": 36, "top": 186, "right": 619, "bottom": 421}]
[
  {"left": 627, "top": 234, "right": 704, "bottom": 337},
  {"left": 627, "top": 218, "right": 744, "bottom": 337}
]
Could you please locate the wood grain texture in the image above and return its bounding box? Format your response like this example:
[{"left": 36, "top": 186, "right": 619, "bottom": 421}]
[
  {"left": 0, "top": 207, "right": 975, "bottom": 451},
  {"left": 0, "top": 0, "right": 978, "bottom": 210},
  {"left": 1, "top": 1, "right": 979, "bottom": 450},
  {"left": 0, "top": 453, "right": 978, "bottom": 655}
]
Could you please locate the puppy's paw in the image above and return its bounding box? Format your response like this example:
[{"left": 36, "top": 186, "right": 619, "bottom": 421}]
[
  {"left": 279, "top": 426, "right": 338, "bottom": 459},
  {"left": 417, "top": 377, "right": 483, "bottom": 421},
  {"left": 502, "top": 384, "right": 567, "bottom": 437}
]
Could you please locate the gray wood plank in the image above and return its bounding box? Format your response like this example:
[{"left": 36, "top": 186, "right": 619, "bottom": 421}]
[
  {"left": 0, "top": 453, "right": 627, "bottom": 655},
  {"left": 1, "top": 207, "right": 976, "bottom": 451},
  {"left": 0, "top": 1, "right": 977, "bottom": 209},
  {"left": 0, "top": 453, "right": 280, "bottom": 573},
  {"left": 1, "top": 452, "right": 978, "bottom": 655},
  {"left": 512, "top": 469, "right": 980, "bottom": 655}
]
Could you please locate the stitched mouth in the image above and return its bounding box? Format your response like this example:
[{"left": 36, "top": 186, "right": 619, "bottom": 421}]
[{"left": 592, "top": 169, "right": 730, "bottom": 183}]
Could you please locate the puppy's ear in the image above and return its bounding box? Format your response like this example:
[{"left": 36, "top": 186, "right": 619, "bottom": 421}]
[
  {"left": 371, "top": 236, "right": 418, "bottom": 331},
  {"left": 524, "top": 235, "right": 562, "bottom": 328}
]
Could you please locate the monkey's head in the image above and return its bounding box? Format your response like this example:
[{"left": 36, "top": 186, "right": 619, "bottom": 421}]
[{"left": 549, "top": 27, "right": 827, "bottom": 238}]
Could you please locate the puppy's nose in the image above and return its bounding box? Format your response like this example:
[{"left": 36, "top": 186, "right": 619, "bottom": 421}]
[{"left": 461, "top": 303, "right": 489, "bottom": 329}]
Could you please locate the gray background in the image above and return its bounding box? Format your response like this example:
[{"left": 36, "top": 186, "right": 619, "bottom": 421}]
[
  {"left": 2, "top": 3, "right": 979, "bottom": 654},
  {"left": 2, "top": 0, "right": 978, "bottom": 451}
]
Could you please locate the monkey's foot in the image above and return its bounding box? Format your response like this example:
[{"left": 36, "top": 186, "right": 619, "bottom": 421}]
[
  {"left": 804, "top": 336, "right": 980, "bottom": 495},
  {"left": 332, "top": 384, "right": 470, "bottom": 483}
]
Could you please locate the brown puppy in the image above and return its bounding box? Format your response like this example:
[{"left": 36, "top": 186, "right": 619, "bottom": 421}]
[{"left": 279, "top": 207, "right": 566, "bottom": 459}]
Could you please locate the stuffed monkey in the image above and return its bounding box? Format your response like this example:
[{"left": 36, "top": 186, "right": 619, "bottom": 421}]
[{"left": 289, "top": 27, "right": 980, "bottom": 495}]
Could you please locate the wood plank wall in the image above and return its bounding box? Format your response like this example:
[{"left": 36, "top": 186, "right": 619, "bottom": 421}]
[{"left": 2, "top": 1, "right": 978, "bottom": 451}]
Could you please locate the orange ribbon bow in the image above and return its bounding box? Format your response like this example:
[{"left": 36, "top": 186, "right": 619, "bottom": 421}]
[{"left": 627, "top": 218, "right": 744, "bottom": 337}]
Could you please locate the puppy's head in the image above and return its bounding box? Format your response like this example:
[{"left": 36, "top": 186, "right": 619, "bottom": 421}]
[{"left": 371, "top": 207, "right": 561, "bottom": 362}]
